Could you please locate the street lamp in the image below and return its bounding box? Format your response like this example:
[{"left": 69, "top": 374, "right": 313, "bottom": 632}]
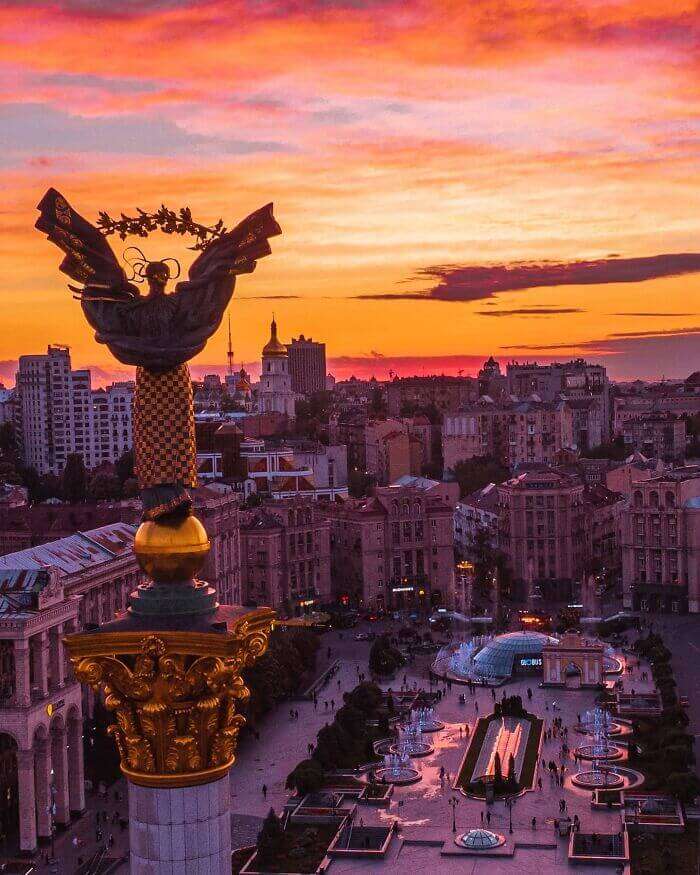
[
  {"left": 449, "top": 796, "right": 459, "bottom": 833},
  {"left": 506, "top": 795, "right": 514, "bottom": 834}
]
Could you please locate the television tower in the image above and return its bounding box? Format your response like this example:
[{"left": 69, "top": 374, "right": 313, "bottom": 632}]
[{"left": 227, "top": 312, "right": 234, "bottom": 376}]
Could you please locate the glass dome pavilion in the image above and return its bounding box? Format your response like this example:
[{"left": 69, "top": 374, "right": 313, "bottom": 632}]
[
  {"left": 458, "top": 828, "right": 505, "bottom": 850},
  {"left": 471, "top": 630, "right": 559, "bottom": 681}
]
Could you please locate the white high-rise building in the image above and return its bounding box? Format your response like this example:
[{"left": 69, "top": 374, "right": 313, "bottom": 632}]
[
  {"left": 16, "top": 346, "right": 134, "bottom": 474},
  {"left": 257, "top": 318, "right": 296, "bottom": 419},
  {"left": 90, "top": 382, "right": 134, "bottom": 468}
]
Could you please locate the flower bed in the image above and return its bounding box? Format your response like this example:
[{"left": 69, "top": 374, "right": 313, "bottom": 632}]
[
  {"left": 629, "top": 822, "right": 699, "bottom": 875},
  {"left": 241, "top": 821, "right": 344, "bottom": 875},
  {"left": 457, "top": 707, "right": 542, "bottom": 798},
  {"left": 358, "top": 782, "right": 394, "bottom": 805}
]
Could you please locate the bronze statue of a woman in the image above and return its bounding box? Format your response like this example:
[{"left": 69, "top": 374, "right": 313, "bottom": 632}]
[{"left": 36, "top": 188, "right": 281, "bottom": 522}]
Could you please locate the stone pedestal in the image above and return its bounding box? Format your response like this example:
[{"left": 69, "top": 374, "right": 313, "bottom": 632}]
[{"left": 128, "top": 775, "right": 232, "bottom": 874}]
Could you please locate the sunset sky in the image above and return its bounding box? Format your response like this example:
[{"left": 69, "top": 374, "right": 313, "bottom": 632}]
[{"left": 1, "top": 0, "right": 699, "bottom": 385}]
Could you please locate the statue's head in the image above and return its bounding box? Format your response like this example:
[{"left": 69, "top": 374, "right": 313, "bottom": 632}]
[
  {"left": 123, "top": 246, "right": 180, "bottom": 295},
  {"left": 145, "top": 261, "right": 171, "bottom": 295}
]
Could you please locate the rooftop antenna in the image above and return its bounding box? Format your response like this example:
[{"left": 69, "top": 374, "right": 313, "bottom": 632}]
[{"left": 227, "top": 313, "right": 234, "bottom": 376}]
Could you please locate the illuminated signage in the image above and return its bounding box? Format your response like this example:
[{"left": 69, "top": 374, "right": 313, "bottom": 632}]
[
  {"left": 518, "top": 657, "right": 542, "bottom": 668},
  {"left": 392, "top": 586, "right": 414, "bottom": 593}
]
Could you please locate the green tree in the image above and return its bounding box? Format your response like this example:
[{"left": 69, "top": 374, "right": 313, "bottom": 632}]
[
  {"left": 0, "top": 460, "right": 20, "bottom": 484},
  {"left": 666, "top": 771, "right": 700, "bottom": 802},
  {"left": 62, "top": 453, "right": 87, "bottom": 503},
  {"left": 344, "top": 682, "right": 383, "bottom": 716},
  {"left": 286, "top": 759, "right": 324, "bottom": 796},
  {"left": 39, "top": 472, "right": 62, "bottom": 500},
  {"left": 257, "top": 808, "right": 284, "bottom": 863},
  {"left": 493, "top": 751, "right": 502, "bottom": 785},
  {"left": 88, "top": 472, "right": 121, "bottom": 501},
  {"left": 348, "top": 468, "right": 373, "bottom": 498},
  {"left": 336, "top": 704, "right": 366, "bottom": 738},
  {"left": 0, "top": 422, "right": 16, "bottom": 457},
  {"left": 453, "top": 456, "right": 508, "bottom": 498},
  {"left": 369, "top": 635, "right": 405, "bottom": 676},
  {"left": 122, "top": 477, "right": 139, "bottom": 498},
  {"left": 20, "top": 465, "right": 42, "bottom": 502},
  {"left": 582, "top": 436, "right": 628, "bottom": 461},
  {"left": 115, "top": 449, "right": 134, "bottom": 485},
  {"left": 370, "top": 383, "right": 385, "bottom": 416}
]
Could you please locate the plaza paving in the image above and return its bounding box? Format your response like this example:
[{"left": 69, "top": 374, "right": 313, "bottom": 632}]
[{"left": 15, "top": 620, "right": 657, "bottom": 873}]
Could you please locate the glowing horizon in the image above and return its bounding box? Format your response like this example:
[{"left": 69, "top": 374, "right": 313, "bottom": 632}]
[{"left": 1, "top": 0, "right": 699, "bottom": 385}]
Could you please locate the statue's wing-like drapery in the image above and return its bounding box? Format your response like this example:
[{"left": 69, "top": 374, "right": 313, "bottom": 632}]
[
  {"left": 169, "top": 202, "right": 282, "bottom": 340},
  {"left": 35, "top": 188, "right": 138, "bottom": 301}
]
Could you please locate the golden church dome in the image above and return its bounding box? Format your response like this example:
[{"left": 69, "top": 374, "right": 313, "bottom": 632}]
[{"left": 262, "top": 317, "right": 287, "bottom": 357}]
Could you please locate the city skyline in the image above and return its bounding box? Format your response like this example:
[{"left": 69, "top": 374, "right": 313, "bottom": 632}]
[{"left": 2, "top": 1, "right": 700, "bottom": 382}]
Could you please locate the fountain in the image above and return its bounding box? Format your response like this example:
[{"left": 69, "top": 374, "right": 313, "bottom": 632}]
[
  {"left": 410, "top": 705, "right": 444, "bottom": 733},
  {"left": 434, "top": 634, "right": 494, "bottom": 682},
  {"left": 390, "top": 720, "right": 433, "bottom": 758},
  {"left": 450, "top": 640, "right": 476, "bottom": 677},
  {"left": 576, "top": 707, "right": 624, "bottom": 761},
  {"left": 373, "top": 751, "right": 421, "bottom": 785},
  {"left": 571, "top": 760, "right": 625, "bottom": 790}
]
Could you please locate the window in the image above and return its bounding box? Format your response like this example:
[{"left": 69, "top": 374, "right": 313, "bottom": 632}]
[{"left": 633, "top": 490, "right": 643, "bottom": 508}]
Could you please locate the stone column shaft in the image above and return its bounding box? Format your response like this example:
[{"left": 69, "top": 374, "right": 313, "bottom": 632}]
[
  {"left": 68, "top": 718, "right": 86, "bottom": 815},
  {"left": 51, "top": 728, "right": 71, "bottom": 826},
  {"left": 32, "top": 631, "right": 50, "bottom": 698},
  {"left": 50, "top": 624, "right": 66, "bottom": 690},
  {"left": 34, "top": 743, "right": 52, "bottom": 840},
  {"left": 14, "top": 639, "right": 31, "bottom": 707},
  {"left": 16, "top": 749, "right": 37, "bottom": 853},
  {"left": 128, "top": 774, "right": 232, "bottom": 874}
]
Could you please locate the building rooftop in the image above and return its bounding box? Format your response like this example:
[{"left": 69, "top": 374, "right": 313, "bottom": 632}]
[
  {"left": 462, "top": 482, "right": 500, "bottom": 514},
  {"left": 0, "top": 522, "right": 137, "bottom": 576},
  {"left": 388, "top": 475, "right": 441, "bottom": 491}
]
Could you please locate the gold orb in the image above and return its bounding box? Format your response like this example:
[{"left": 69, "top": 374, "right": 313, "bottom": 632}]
[{"left": 134, "top": 515, "right": 210, "bottom": 583}]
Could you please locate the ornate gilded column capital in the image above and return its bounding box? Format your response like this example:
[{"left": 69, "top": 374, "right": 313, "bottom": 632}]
[{"left": 65, "top": 608, "right": 274, "bottom": 788}]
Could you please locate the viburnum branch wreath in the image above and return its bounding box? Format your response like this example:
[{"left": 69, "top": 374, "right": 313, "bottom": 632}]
[{"left": 96, "top": 205, "right": 228, "bottom": 251}]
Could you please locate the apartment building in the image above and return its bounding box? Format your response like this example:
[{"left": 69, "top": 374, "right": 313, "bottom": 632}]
[
  {"left": 326, "top": 476, "right": 459, "bottom": 611},
  {"left": 620, "top": 466, "right": 700, "bottom": 613},
  {"left": 240, "top": 499, "right": 332, "bottom": 614},
  {"left": 15, "top": 346, "right": 133, "bottom": 474}
]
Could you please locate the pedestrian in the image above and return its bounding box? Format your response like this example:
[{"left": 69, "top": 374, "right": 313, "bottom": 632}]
[
  {"left": 538, "top": 777, "right": 542, "bottom": 790},
  {"left": 331, "top": 699, "right": 335, "bottom": 710},
  {"left": 486, "top": 811, "right": 491, "bottom": 825},
  {"left": 531, "top": 817, "right": 537, "bottom": 830},
  {"left": 480, "top": 811, "right": 484, "bottom": 825},
  {"left": 475, "top": 700, "right": 479, "bottom": 713},
  {"left": 262, "top": 784, "right": 267, "bottom": 800},
  {"left": 527, "top": 687, "right": 532, "bottom": 700}
]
